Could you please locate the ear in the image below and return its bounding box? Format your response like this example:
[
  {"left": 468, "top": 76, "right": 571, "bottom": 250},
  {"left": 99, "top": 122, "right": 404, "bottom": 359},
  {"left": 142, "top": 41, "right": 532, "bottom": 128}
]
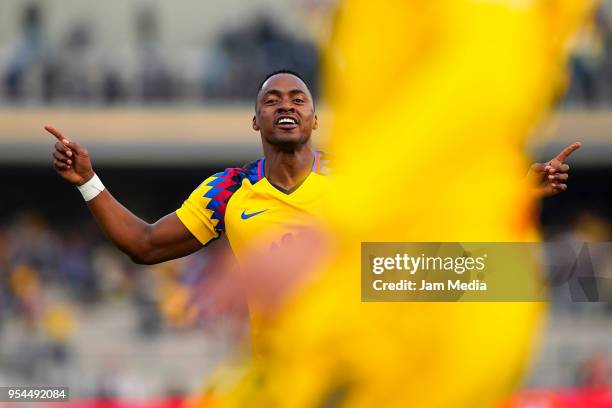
[
  {"left": 313, "top": 114, "right": 318, "bottom": 130},
  {"left": 252, "top": 116, "right": 260, "bottom": 131}
]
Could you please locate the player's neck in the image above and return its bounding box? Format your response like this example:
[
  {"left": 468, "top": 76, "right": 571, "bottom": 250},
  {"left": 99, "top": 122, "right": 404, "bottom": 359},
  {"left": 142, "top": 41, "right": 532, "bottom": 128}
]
[{"left": 263, "top": 145, "right": 314, "bottom": 191}]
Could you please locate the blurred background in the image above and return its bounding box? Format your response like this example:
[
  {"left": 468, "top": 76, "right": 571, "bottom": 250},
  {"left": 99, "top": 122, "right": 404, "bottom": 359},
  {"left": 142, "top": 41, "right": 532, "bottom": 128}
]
[{"left": 0, "top": 0, "right": 611, "bottom": 405}]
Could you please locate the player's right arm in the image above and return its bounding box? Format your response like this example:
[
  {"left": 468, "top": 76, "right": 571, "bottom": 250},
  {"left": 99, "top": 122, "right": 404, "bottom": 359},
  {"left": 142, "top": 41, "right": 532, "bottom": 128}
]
[{"left": 46, "top": 125, "right": 203, "bottom": 265}]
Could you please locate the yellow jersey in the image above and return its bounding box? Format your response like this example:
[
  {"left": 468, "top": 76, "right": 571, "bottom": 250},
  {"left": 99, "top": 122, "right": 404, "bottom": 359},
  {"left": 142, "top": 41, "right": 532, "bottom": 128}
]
[{"left": 176, "top": 151, "right": 331, "bottom": 263}]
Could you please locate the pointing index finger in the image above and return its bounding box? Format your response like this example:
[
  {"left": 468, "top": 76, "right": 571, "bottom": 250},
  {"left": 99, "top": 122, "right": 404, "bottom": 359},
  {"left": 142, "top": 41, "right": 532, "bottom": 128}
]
[
  {"left": 555, "top": 141, "right": 581, "bottom": 162},
  {"left": 44, "top": 125, "right": 70, "bottom": 144}
]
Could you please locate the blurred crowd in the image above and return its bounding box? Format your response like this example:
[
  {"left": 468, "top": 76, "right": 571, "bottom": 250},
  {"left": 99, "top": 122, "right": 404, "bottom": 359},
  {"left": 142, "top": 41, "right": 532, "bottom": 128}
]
[
  {"left": 5, "top": 2, "right": 612, "bottom": 106},
  {"left": 566, "top": 4, "right": 612, "bottom": 106},
  {"left": 545, "top": 210, "right": 612, "bottom": 310},
  {"left": 0, "top": 209, "right": 250, "bottom": 331},
  {"left": 0, "top": 211, "right": 243, "bottom": 397},
  {"left": 0, "top": 3, "right": 319, "bottom": 105}
]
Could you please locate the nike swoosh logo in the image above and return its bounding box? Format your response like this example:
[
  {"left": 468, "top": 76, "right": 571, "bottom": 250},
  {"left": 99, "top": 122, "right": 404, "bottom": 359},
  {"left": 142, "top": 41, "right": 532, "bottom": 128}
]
[{"left": 241, "top": 209, "right": 268, "bottom": 220}]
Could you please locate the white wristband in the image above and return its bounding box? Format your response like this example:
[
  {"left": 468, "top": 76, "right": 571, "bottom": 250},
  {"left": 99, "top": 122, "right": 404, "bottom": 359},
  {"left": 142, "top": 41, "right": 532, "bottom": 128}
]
[{"left": 77, "top": 173, "right": 105, "bottom": 201}]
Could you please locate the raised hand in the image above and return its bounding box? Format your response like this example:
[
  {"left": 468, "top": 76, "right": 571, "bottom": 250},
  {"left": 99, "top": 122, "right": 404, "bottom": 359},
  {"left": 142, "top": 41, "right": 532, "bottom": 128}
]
[
  {"left": 529, "top": 142, "right": 581, "bottom": 198},
  {"left": 45, "top": 125, "right": 95, "bottom": 186}
]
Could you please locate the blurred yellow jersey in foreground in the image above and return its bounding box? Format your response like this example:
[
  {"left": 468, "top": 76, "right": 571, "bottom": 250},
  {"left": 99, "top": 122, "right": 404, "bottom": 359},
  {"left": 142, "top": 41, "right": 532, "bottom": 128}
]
[{"left": 208, "top": 1, "right": 595, "bottom": 407}]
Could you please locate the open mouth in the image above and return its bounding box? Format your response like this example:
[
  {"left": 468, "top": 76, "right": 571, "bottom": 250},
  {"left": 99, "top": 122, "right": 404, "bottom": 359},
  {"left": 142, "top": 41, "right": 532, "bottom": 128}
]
[{"left": 275, "top": 116, "right": 299, "bottom": 129}]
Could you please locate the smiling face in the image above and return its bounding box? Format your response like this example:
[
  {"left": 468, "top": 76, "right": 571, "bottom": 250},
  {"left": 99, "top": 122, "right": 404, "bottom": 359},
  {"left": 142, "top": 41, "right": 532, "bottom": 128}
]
[{"left": 253, "top": 73, "right": 318, "bottom": 151}]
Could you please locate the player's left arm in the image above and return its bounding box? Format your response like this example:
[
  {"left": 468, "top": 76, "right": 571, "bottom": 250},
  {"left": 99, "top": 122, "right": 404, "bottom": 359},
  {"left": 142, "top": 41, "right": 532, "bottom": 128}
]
[{"left": 528, "top": 142, "right": 581, "bottom": 198}]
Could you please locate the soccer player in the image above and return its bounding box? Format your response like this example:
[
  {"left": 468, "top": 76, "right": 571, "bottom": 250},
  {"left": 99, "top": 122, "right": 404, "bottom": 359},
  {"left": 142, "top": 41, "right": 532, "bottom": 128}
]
[
  {"left": 46, "top": 69, "right": 578, "bottom": 291},
  {"left": 47, "top": 70, "right": 330, "bottom": 269}
]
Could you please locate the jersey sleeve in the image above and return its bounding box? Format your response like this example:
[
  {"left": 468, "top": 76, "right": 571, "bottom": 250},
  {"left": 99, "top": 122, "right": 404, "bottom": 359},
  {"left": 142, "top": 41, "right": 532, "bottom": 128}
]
[{"left": 175, "top": 168, "right": 244, "bottom": 245}]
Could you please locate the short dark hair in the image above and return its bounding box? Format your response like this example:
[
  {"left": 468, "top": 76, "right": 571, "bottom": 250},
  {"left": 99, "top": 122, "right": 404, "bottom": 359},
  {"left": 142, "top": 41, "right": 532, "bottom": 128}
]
[
  {"left": 255, "top": 69, "right": 313, "bottom": 110},
  {"left": 257, "top": 69, "right": 307, "bottom": 94}
]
